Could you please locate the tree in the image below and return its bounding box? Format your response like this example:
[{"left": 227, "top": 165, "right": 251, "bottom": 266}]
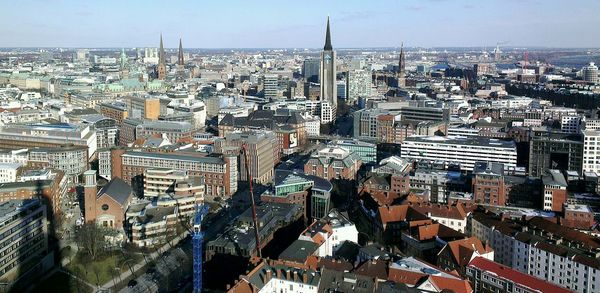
[{"left": 74, "top": 222, "right": 111, "bottom": 261}]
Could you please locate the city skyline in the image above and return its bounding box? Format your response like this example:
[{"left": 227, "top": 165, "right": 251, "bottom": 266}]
[{"left": 3, "top": 0, "right": 600, "bottom": 48}]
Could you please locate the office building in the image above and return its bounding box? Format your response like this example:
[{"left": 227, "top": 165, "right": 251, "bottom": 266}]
[
  {"left": 347, "top": 69, "right": 372, "bottom": 102},
  {"left": 263, "top": 74, "right": 279, "bottom": 99},
  {"left": 0, "top": 199, "right": 50, "bottom": 284},
  {"left": 261, "top": 170, "right": 333, "bottom": 220},
  {"left": 329, "top": 139, "right": 377, "bottom": 164},
  {"left": 0, "top": 123, "right": 97, "bottom": 159},
  {"left": 401, "top": 136, "right": 517, "bottom": 171},
  {"left": 303, "top": 58, "right": 320, "bottom": 83},
  {"left": 304, "top": 146, "right": 362, "bottom": 181},
  {"left": 214, "top": 130, "right": 279, "bottom": 184},
  {"left": 81, "top": 115, "right": 119, "bottom": 149},
  {"left": 583, "top": 130, "right": 600, "bottom": 174},
  {"left": 28, "top": 146, "right": 89, "bottom": 180},
  {"left": 529, "top": 129, "right": 583, "bottom": 177},
  {"left": 98, "top": 102, "right": 128, "bottom": 125},
  {"left": 319, "top": 17, "right": 337, "bottom": 122},
  {"left": 143, "top": 168, "right": 205, "bottom": 199},
  {"left": 582, "top": 62, "right": 599, "bottom": 84},
  {"left": 126, "top": 95, "right": 161, "bottom": 120},
  {"left": 112, "top": 150, "right": 237, "bottom": 197},
  {"left": 137, "top": 120, "right": 193, "bottom": 143}
]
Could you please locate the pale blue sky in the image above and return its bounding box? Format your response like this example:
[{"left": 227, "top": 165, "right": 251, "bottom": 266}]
[{"left": 1, "top": 0, "right": 599, "bottom": 48}]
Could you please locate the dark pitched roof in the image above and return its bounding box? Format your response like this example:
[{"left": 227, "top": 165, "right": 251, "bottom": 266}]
[
  {"left": 278, "top": 240, "right": 318, "bottom": 263},
  {"left": 98, "top": 177, "right": 132, "bottom": 206}
]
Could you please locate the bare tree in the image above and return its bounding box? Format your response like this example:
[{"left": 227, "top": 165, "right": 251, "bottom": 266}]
[{"left": 74, "top": 223, "right": 110, "bottom": 261}]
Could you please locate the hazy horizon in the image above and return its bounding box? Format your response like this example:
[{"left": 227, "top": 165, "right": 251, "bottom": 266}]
[{"left": 3, "top": 0, "right": 600, "bottom": 48}]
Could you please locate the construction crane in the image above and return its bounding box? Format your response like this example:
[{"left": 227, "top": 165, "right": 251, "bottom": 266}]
[
  {"left": 191, "top": 144, "right": 261, "bottom": 292},
  {"left": 192, "top": 203, "right": 209, "bottom": 293},
  {"left": 241, "top": 143, "right": 262, "bottom": 258}
]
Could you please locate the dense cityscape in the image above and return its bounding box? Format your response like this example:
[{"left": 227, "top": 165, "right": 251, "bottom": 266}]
[{"left": 2, "top": 2, "right": 600, "bottom": 293}]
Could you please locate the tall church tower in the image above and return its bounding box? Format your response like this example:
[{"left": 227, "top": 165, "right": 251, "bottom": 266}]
[
  {"left": 157, "top": 34, "right": 166, "bottom": 80},
  {"left": 119, "top": 48, "right": 129, "bottom": 79},
  {"left": 397, "top": 43, "right": 406, "bottom": 87},
  {"left": 178, "top": 38, "right": 184, "bottom": 66},
  {"left": 176, "top": 38, "right": 185, "bottom": 81},
  {"left": 319, "top": 17, "right": 337, "bottom": 123},
  {"left": 83, "top": 170, "right": 97, "bottom": 223}
]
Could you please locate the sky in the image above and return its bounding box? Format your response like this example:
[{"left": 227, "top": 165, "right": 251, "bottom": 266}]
[{"left": 2, "top": 0, "right": 600, "bottom": 48}]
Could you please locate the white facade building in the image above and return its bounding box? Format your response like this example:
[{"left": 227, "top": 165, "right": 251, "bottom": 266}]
[
  {"left": 401, "top": 136, "right": 518, "bottom": 171},
  {"left": 347, "top": 69, "right": 372, "bottom": 102},
  {"left": 303, "top": 114, "right": 320, "bottom": 137},
  {"left": 561, "top": 115, "right": 582, "bottom": 133},
  {"left": 583, "top": 130, "right": 600, "bottom": 174},
  {"left": 0, "top": 163, "right": 20, "bottom": 183},
  {"left": 0, "top": 149, "right": 29, "bottom": 165}
]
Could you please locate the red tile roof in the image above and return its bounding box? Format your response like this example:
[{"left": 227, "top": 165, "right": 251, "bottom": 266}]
[
  {"left": 444, "top": 237, "right": 493, "bottom": 267},
  {"left": 427, "top": 275, "right": 473, "bottom": 293},
  {"left": 387, "top": 267, "right": 425, "bottom": 286},
  {"left": 468, "top": 257, "right": 572, "bottom": 293}
]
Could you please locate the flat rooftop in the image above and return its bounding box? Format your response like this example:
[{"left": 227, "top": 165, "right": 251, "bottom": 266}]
[{"left": 403, "top": 135, "right": 516, "bottom": 148}]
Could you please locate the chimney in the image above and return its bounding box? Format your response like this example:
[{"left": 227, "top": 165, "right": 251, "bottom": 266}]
[
  {"left": 303, "top": 272, "right": 308, "bottom": 283},
  {"left": 286, "top": 270, "right": 291, "bottom": 280},
  {"left": 276, "top": 269, "right": 282, "bottom": 279},
  {"left": 266, "top": 269, "right": 272, "bottom": 282},
  {"left": 293, "top": 271, "right": 298, "bottom": 282}
]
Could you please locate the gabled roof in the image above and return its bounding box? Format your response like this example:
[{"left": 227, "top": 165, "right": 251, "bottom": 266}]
[
  {"left": 98, "top": 177, "right": 133, "bottom": 206},
  {"left": 426, "top": 275, "right": 472, "bottom": 293},
  {"left": 410, "top": 202, "right": 468, "bottom": 220},
  {"left": 442, "top": 237, "right": 492, "bottom": 267},
  {"left": 354, "top": 260, "right": 388, "bottom": 280}
]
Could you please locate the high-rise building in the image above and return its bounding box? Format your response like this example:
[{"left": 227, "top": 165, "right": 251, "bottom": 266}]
[
  {"left": 0, "top": 199, "right": 50, "bottom": 285},
  {"left": 263, "top": 74, "right": 279, "bottom": 99},
  {"left": 214, "top": 130, "right": 279, "bottom": 184},
  {"left": 347, "top": 69, "right": 372, "bottom": 102},
  {"left": 397, "top": 43, "right": 406, "bottom": 87},
  {"left": 157, "top": 34, "right": 166, "bottom": 80},
  {"left": 583, "top": 130, "right": 600, "bottom": 174},
  {"left": 319, "top": 17, "right": 337, "bottom": 123},
  {"left": 302, "top": 58, "right": 320, "bottom": 83},
  {"left": 582, "top": 62, "right": 599, "bottom": 84},
  {"left": 529, "top": 129, "right": 583, "bottom": 177}
]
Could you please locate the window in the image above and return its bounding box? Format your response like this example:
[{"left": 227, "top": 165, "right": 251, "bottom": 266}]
[{"left": 102, "top": 204, "right": 109, "bottom": 211}]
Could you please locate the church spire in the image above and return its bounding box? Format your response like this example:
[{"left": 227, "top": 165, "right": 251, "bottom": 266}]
[
  {"left": 323, "top": 16, "right": 332, "bottom": 51},
  {"left": 120, "top": 48, "right": 127, "bottom": 70},
  {"left": 178, "top": 38, "right": 184, "bottom": 66},
  {"left": 157, "top": 33, "right": 166, "bottom": 80},
  {"left": 398, "top": 42, "right": 405, "bottom": 77},
  {"left": 158, "top": 33, "right": 165, "bottom": 65}
]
